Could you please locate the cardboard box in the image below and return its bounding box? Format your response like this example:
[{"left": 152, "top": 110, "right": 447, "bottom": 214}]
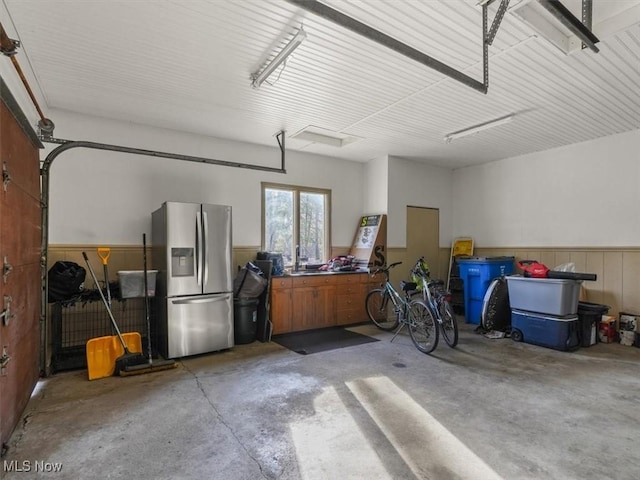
[
  {"left": 619, "top": 313, "right": 638, "bottom": 333},
  {"left": 619, "top": 330, "right": 635, "bottom": 347},
  {"left": 599, "top": 315, "right": 616, "bottom": 343}
]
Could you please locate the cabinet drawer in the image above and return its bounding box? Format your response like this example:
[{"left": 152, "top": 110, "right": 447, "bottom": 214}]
[
  {"left": 291, "top": 275, "right": 335, "bottom": 287},
  {"left": 331, "top": 273, "right": 366, "bottom": 285},
  {"left": 271, "top": 277, "right": 292, "bottom": 289},
  {"left": 336, "top": 293, "right": 361, "bottom": 312},
  {"left": 365, "top": 272, "right": 385, "bottom": 285},
  {"left": 336, "top": 284, "right": 359, "bottom": 295},
  {"left": 336, "top": 309, "right": 366, "bottom": 325}
]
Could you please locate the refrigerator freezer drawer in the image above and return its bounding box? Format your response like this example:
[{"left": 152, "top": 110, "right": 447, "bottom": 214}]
[{"left": 165, "top": 293, "right": 234, "bottom": 358}]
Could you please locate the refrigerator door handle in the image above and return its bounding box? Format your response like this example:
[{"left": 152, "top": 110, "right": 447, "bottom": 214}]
[
  {"left": 196, "top": 211, "right": 203, "bottom": 286},
  {"left": 172, "top": 295, "right": 230, "bottom": 305},
  {"left": 203, "top": 211, "right": 209, "bottom": 286}
]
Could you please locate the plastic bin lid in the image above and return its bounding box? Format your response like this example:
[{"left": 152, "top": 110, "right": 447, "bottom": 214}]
[
  {"left": 117, "top": 270, "right": 158, "bottom": 274},
  {"left": 506, "top": 274, "right": 582, "bottom": 284},
  {"left": 457, "top": 256, "right": 515, "bottom": 263},
  {"left": 577, "top": 301, "right": 610, "bottom": 312},
  {"left": 234, "top": 297, "right": 260, "bottom": 304}
]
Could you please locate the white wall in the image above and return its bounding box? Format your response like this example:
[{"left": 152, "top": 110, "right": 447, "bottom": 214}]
[
  {"left": 363, "top": 155, "right": 389, "bottom": 215},
  {"left": 387, "top": 156, "right": 453, "bottom": 248},
  {"left": 45, "top": 109, "right": 365, "bottom": 247},
  {"left": 452, "top": 129, "right": 640, "bottom": 247}
]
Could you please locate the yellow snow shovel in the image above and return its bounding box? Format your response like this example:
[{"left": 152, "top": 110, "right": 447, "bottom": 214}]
[
  {"left": 86, "top": 332, "right": 143, "bottom": 380},
  {"left": 83, "top": 251, "right": 148, "bottom": 380}
]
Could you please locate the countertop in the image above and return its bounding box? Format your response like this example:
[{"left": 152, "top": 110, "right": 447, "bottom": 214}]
[{"left": 279, "top": 268, "right": 370, "bottom": 277}]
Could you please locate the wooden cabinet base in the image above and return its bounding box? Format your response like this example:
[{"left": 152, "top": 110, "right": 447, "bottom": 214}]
[{"left": 270, "top": 272, "right": 377, "bottom": 334}]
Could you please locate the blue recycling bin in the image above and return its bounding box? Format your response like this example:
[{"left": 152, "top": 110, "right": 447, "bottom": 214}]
[{"left": 457, "top": 256, "right": 515, "bottom": 324}]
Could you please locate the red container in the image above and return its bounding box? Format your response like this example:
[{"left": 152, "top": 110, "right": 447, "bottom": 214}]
[{"left": 598, "top": 320, "right": 616, "bottom": 343}]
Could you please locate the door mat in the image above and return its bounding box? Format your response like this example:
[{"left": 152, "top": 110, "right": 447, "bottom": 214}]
[{"left": 272, "top": 327, "right": 379, "bottom": 355}]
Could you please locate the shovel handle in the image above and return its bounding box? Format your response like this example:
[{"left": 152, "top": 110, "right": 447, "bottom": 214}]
[
  {"left": 82, "top": 251, "right": 128, "bottom": 351},
  {"left": 97, "top": 247, "right": 111, "bottom": 265}
]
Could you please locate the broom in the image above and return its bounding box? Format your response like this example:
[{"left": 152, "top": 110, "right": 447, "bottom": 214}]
[{"left": 119, "top": 234, "right": 177, "bottom": 376}]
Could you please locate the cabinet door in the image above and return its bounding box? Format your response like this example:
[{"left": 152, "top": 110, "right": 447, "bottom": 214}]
[
  {"left": 315, "top": 285, "right": 336, "bottom": 328},
  {"left": 292, "top": 287, "right": 319, "bottom": 331},
  {"left": 292, "top": 286, "right": 336, "bottom": 331},
  {"left": 271, "top": 287, "right": 292, "bottom": 334}
]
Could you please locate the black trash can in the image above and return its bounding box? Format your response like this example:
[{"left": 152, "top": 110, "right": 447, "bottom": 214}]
[
  {"left": 577, "top": 301, "right": 610, "bottom": 347},
  {"left": 234, "top": 297, "right": 259, "bottom": 344}
]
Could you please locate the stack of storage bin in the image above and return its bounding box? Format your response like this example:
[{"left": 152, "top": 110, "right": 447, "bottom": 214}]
[
  {"left": 457, "top": 257, "right": 515, "bottom": 324},
  {"left": 505, "top": 276, "right": 581, "bottom": 351}
]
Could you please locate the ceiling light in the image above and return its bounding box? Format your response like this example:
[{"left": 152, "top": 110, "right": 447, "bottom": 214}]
[
  {"left": 509, "top": 0, "right": 600, "bottom": 54},
  {"left": 251, "top": 28, "right": 307, "bottom": 89},
  {"left": 291, "top": 126, "right": 362, "bottom": 147},
  {"left": 444, "top": 115, "right": 514, "bottom": 143}
]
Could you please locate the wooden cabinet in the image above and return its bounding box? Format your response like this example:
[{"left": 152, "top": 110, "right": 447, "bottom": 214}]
[
  {"left": 289, "top": 275, "right": 336, "bottom": 332},
  {"left": 270, "top": 277, "right": 292, "bottom": 335},
  {"left": 270, "top": 272, "right": 379, "bottom": 334}
]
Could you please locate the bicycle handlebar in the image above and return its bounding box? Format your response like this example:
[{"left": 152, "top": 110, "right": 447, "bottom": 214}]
[{"left": 370, "top": 261, "right": 402, "bottom": 277}]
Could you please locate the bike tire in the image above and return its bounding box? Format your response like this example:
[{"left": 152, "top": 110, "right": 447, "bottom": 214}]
[
  {"left": 366, "top": 289, "right": 399, "bottom": 331},
  {"left": 408, "top": 299, "right": 438, "bottom": 354},
  {"left": 439, "top": 301, "right": 459, "bottom": 348}
]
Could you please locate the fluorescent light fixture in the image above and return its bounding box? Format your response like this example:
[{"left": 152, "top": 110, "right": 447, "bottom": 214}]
[
  {"left": 291, "top": 126, "right": 362, "bottom": 147},
  {"left": 444, "top": 114, "right": 514, "bottom": 143},
  {"left": 251, "top": 28, "right": 307, "bottom": 89},
  {"left": 509, "top": 0, "right": 600, "bottom": 54}
]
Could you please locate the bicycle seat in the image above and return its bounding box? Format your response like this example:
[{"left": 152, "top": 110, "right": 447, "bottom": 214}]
[
  {"left": 428, "top": 280, "right": 445, "bottom": 287},
  {"left": 400, "top": 281, "right": 417, "bottom": 292}
]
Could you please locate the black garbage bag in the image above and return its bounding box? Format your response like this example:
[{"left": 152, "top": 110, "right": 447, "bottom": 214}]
[
  {"left": 48, "top": 261, "right": 86, "bottom": 303},
  {"left": 233, "top": 262, "right": 267, "bottom": 298}
]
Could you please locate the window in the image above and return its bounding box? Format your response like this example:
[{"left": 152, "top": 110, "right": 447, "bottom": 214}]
[{"left": 262, "top": 183, "right": 331, "bottom": 267}]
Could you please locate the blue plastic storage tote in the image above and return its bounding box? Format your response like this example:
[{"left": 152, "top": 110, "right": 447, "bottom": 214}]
[
  {"left": 511, "top": 309, "right": 580, "bottom": 351},
  {"left": 457, "top": 256, "right": 514, "bottom": 324}
]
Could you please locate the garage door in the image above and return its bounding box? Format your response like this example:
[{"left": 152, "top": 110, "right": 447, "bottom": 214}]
[{"left": 0, "top": 85, "right": 42, "bottom": 450}]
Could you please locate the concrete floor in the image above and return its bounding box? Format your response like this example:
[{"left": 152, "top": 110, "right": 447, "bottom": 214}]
[{"left": 3, "top": 322, "right": 639, "bottom": 480}]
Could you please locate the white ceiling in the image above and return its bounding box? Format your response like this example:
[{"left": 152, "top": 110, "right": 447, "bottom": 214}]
[{"left": 3, "top": 0, "right": 640, "bottom": 168}]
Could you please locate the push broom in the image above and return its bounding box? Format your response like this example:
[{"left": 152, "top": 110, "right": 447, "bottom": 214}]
[{"left": 118, "top": 234, "right": 177, "bottom": 376}]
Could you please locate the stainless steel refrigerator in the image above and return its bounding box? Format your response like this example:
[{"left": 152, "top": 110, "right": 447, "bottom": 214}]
[{"left": 152, "top": 202, "right": 234, "bottom": 358}]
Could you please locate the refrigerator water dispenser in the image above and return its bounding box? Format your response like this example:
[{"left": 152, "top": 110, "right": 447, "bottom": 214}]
[{"left": 171, "top": 247, "right": 194, "bottom": 277}]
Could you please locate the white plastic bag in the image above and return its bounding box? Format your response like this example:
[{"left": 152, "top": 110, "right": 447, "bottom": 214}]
[{"left": 553, "top": 262, "right": 575, "bottom": 272}]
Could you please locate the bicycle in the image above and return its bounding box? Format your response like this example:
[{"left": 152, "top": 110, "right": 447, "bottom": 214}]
[
  {"left": 410, "top": 257, "right": 459, "bottom": 348},
  {"left": 365, "top": 262, "right": 439, "bottom": 354}
]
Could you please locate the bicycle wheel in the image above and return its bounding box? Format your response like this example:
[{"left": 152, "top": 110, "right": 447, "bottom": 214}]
[
  {"left": 439, "top": 301, "right": 459, "bottom": 348},
  {"left": 407, "top": 299, "right": 438, "bottom": 354},
  {"left": 365, "top": 289, "right": 399, "bottom": 331}
]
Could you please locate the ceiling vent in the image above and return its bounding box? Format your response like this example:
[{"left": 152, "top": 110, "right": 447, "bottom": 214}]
[{"left": 290, "top": 126, "right": 362, "bottom": 147}]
